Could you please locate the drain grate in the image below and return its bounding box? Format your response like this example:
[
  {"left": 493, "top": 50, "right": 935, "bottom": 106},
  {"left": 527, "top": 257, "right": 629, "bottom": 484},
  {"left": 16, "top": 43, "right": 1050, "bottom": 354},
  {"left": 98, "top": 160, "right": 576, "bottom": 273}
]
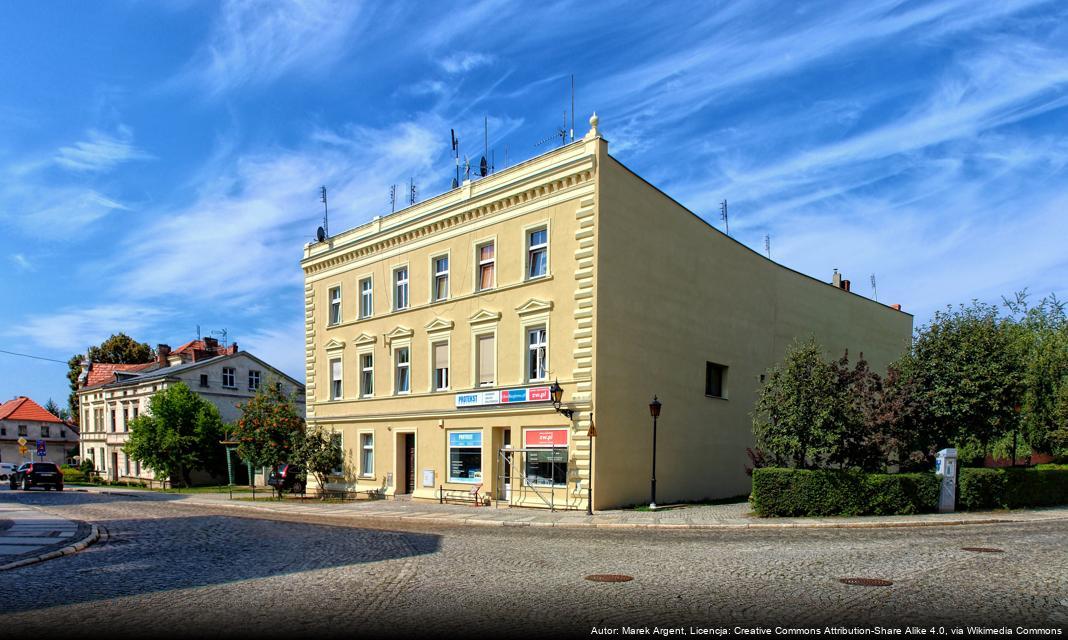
[
  {"left": 839, "top": 577, "right": 893, "bottom": 587},
  {"left": 962, "top": 547, "right": 1004, "bottom": 553},
  {"left": 585, "top": 574, "right": 634, "bottom": 583}
]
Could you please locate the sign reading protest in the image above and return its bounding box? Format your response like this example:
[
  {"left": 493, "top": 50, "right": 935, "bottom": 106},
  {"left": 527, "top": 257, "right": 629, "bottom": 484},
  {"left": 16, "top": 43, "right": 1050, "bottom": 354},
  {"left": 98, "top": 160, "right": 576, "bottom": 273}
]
[{"left": 455, "top": 386, "right": 551, "bottom": 409}]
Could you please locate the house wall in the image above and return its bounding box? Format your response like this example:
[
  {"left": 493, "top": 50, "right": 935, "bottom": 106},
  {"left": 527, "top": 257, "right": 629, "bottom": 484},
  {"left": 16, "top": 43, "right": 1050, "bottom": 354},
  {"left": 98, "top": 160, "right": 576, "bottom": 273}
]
[
  {"left": 591, "top": 155, "right": 914, "bottom": 508},
  {"left": 0, "top": 419, "right": 77, "bottom": 465}
]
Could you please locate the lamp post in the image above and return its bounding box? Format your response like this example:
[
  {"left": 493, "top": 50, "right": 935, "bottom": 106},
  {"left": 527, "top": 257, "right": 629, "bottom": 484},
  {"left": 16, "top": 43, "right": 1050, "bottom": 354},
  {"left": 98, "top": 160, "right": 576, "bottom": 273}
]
[
  {"left": 649, "top": 395, "right": 661, "bottom": 510},
  {"left": 587, "top": 414, "right": 596, "bottom": 516},
  {"left": 549, "top": 379, "right": 574, "bottom": 420}
]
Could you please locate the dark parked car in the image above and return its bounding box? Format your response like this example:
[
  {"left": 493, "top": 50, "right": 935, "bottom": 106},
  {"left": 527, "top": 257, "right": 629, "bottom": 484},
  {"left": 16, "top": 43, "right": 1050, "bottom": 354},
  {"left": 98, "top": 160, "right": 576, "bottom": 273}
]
[
  {"left": 267, "top": 463, "right": 305, "bottom": 494},
  {"left": 9, "top": 462, "right": 64, "bottom": 491}
]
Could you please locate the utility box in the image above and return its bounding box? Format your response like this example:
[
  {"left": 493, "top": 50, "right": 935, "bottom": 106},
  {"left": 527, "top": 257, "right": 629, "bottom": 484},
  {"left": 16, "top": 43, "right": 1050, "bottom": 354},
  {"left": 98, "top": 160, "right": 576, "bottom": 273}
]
[{"left": 934, "top": 448, "right": 958, "bottom": 513}]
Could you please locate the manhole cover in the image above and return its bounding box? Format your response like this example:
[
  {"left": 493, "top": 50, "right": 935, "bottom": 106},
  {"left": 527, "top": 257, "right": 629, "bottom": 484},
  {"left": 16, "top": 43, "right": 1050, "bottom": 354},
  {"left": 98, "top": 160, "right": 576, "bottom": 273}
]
[
  {"left": 585, "top": 574, "right": 634, "bottom": 583},
  {"left": 962, "top": 547, "right": 1004, "bottom": 553},
  {"left": 838, "top": 577, "right": 893, "bottom": 587}
]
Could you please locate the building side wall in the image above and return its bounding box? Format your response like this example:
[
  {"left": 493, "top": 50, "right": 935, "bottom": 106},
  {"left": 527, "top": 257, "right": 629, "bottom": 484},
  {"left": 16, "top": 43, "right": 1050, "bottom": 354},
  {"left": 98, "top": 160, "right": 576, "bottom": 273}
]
[
  {"left": 592, "top": 157, "right": 914, "bottom": 508},
  {"left": 0, "top": 419, "right": 77, "bottom": 465}
]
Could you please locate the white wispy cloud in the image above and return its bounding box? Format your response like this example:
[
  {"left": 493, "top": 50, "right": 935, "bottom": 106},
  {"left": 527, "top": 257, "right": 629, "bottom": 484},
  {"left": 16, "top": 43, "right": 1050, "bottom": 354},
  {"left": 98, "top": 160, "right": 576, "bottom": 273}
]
[
  {"left": 10, "top": 254, "right": 32, "bottom": 271},
  {"left": 182, "top": 0, "right": 368, "bottom": 94},
  {"left": 439, "top": 52, "right": 494, "bottom": 74},
  {"left": 53, "top": 127, "right": 151, "bottom": 173},
  {"left": 8, "top": 304, "right": 169, "bottom": 352}
]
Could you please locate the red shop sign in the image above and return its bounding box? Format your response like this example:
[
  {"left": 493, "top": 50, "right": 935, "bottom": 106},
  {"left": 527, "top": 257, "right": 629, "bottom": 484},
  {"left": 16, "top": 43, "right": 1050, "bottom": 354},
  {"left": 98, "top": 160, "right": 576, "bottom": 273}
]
[{"left": 525, "top": 429, "right": 568, "bottom": 447}]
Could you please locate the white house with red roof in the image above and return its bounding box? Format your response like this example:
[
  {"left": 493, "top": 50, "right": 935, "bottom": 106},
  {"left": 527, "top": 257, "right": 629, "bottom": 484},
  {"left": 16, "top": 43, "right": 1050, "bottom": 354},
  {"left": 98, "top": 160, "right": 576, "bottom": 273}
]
[
  {"left": 0, "top": 396, "right": 78, "bottom": 465},
  {"left": 77, "top": 337, "right": 303, "bottom": 483}
]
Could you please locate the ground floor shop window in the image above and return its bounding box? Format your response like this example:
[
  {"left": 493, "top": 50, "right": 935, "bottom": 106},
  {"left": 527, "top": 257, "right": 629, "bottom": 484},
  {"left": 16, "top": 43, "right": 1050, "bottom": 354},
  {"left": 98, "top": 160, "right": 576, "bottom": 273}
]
[
  {"left": 448, "top": 431, "right": 482, "bottom": 483},
  {"left": 524, "top": 428, "right": 568, "bottom": 487}
]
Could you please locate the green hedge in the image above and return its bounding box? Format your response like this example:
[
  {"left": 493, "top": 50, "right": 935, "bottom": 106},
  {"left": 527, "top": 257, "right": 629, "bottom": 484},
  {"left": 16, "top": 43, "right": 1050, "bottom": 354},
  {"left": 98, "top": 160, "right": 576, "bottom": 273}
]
[
  {"left": 751, "top": 468, "right": 940, "bottom": 517},
  {"left": 958, "top": 467, "right": 1068, "bottom": 510},
  {"left": 60, "top": 465, "right": 87, "bottom": 482}
]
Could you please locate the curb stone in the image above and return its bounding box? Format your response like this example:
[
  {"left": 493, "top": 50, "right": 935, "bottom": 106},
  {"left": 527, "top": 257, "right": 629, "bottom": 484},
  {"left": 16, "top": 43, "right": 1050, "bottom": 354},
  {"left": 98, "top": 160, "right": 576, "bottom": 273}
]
[{"left": 0, "top": 524, "right": 100, "bottom": 572}]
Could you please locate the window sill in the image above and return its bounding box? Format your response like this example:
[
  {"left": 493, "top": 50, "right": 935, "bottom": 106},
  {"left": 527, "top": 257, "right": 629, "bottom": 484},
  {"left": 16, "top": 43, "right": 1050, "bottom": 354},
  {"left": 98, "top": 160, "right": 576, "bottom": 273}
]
[
  {"left": 221, "top": 386, "right": 238, "bottom": 390},
  {"left": 704, "top": 395, "right": 728, "bottom": 401}
]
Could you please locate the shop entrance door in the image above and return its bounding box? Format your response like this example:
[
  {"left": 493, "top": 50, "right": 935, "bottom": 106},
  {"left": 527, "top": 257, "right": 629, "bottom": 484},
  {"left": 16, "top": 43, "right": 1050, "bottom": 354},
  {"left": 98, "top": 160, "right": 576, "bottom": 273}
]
[{"left": 402, "top": 433, "right": 415, "bottom": 494}]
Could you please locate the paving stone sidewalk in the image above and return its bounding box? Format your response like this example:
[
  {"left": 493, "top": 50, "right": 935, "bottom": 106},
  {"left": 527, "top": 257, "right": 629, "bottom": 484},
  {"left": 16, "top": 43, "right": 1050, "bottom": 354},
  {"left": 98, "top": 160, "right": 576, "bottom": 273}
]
[
  {"left": 0, "top": 501, "right": 94, "bottom": 567},
  {"left": 71, "top": 485, "right": 1068, "bottom": 529}
]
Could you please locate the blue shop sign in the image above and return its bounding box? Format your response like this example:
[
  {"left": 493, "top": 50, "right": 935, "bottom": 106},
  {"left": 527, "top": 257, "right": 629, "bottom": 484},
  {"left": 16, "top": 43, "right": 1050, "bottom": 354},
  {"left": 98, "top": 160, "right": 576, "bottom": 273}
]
[{"left": 448, "top": 431, "right": 483, "bottom": 447}]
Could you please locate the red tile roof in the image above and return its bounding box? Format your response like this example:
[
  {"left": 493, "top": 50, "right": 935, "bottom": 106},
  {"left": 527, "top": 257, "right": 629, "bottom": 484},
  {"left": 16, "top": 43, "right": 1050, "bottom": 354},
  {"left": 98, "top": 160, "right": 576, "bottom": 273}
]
[
  {"left": 0, "top": 397, "right": 63, "bottom": 423},
  {"left": 171, "top": 340, "right": 237, "bottom": 357},
  {"left": 85, "top": 362, "right": 156, "bottom": 388}
]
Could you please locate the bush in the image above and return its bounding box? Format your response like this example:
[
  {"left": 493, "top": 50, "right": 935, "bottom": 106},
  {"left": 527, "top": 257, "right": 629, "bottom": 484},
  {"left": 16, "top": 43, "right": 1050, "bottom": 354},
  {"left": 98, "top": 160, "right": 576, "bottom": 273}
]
[
  {"left": 751, "top": 467, "right": 940, "bottom": 517},
  {"left": 60, "top": 465, "right": 87, "bottom": 482},
  {"left": 958, "top": 467, "right": 1068, "bottom": 510},
  {"left": 79, "top": 459, "right": 95, "bottom": 474}
]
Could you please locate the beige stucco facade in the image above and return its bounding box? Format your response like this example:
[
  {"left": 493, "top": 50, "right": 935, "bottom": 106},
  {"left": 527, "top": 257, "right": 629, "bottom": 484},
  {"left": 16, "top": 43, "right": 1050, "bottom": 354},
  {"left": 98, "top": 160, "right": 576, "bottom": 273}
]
[{"left": 301, "top": 115, "right": 913, "bottom": 509}]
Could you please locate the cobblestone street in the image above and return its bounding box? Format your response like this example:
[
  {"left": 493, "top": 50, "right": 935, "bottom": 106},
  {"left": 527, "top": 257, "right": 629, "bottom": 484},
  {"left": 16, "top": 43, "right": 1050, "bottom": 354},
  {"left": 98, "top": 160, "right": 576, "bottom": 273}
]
[{"left": 1, "top": 490, "right": 1065, "bottom": 637}]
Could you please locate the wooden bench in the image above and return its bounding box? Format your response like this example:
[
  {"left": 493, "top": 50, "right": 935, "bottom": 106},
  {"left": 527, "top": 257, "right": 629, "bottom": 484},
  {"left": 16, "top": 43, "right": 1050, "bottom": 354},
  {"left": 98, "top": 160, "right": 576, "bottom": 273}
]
[{"left": 438, "top": 483, "right": 484, "bottom": 506}]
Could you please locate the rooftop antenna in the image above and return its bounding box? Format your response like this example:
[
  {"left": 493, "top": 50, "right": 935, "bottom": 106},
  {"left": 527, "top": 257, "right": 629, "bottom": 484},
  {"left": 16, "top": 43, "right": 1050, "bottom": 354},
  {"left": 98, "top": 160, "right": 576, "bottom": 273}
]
[
  {"left": 720, "top": 199, "right": 729, "bottom": 236},
  {"left": 505, "top": 144, "right": 509, "bottom": 168},
  {"left": 210, "top": 328, "right": 228, "bottom": 348},
  {"left": 320, "top": 186, "right": 329, "bottom": 237},
  {"left": 450, "top": 129, "right": 460, "bottom": 188},
  {"left": 764, "top": 234, "right": 771, "bottom": 259},
  {"left": 870, "top": 274, "right": 878, "bottom": 302},
  {"left": 408, "top": 177, "right": 417, "bottom": 205},
  {"left": 196, "top": 324, "right": 201, "bottom": 340},
  {"left": 390, "top": 184, "right": 397, "bottom": 213},
  {"left": 535, "top": 111, "right": 567, "bottom": 149},
  {"left": 570, "top": 73, "right": 575, "bottom": 142}
]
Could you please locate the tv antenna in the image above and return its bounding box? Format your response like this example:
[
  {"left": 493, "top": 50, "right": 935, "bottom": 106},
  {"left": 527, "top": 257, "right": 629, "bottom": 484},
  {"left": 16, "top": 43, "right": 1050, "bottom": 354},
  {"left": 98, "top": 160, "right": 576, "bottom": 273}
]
[
  {"left": 390, "top": 184, "right": 397, "bottom": 213},
  {"left": 196, "top": 324, "right": 201, "bottom": 340},
  {"left": 870, "top": 274, "right": 878, "bottom": 302},
  {"left": 320, "top": 186, "right": 329, "bottom": 237},
  {"left": 408, "top": 177, "right": 417, "bottom": 205},
  {"left": 570, "top": 73, "right": 575, "bottom": 142},
  {"left": 720, "top": 200, "right": 729, "bottom": 236},
  {"left": 764, "top": 234, "right": 771, "bottom": 258},
  {"left": 450, "top": 129, "right": 460, "bottom": 188},
  {"left": 210, "top": 328, "right": 228, "bottom": 347},
  {"left": 535, "top": 110, "right": 567, "bottom": 148}
]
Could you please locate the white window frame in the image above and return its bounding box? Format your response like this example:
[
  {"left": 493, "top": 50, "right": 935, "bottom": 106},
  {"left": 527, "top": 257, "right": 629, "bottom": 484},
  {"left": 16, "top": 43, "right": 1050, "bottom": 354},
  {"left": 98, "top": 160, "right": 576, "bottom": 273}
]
[
  {"left": 473, "top": 330, "right": 497, "bottom": 388},
  {"left": 248, "top": 370, "right": 261, "bottom": 391},
  {"left": 393, "top": 265, "right": 409, "bottom": 311},
  {"left": 359, "top": 351, "right": 374, "bottom": 398},
  {"left": 431, "top": 339, "right": 450, "bottom": 392},
  {"left": 394, "top": 346, "right": 411, "bottom": 395},
  {"left": 359, "top": 431, "right": 375, "bottom": 478},
  {"left": 329, "top": 357, "right": 343, "bottom": 400},
  {"left": 359, "top": 276, "right": 374, "bottom": 319},
  {"left": 526, "top": 325, "right": 548, "bottom": 382},
  {"left": 222, "top": 367, "right": 236, "bottom": 389},
  {"left": 475, "top": 239, "right": 496, "bottom": 291},
  {"left": 431, "top": 253, "right": 450, "bottom": 302},
  {"left": 525, "top": 223, "right": 549, "bottom": 280},
  {"left": 328, "top": 285, "right": 342, "bottom": 326}
]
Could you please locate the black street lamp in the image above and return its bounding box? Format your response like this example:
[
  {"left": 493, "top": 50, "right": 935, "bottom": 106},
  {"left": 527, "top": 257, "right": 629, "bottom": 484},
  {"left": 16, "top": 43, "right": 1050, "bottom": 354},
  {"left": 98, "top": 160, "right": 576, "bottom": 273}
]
[
  {"left": 549, "top": 379, "right": 574, "bottom": 420},
  {"left": 649, "top": 395, "right": 662, "bottom": 510}
]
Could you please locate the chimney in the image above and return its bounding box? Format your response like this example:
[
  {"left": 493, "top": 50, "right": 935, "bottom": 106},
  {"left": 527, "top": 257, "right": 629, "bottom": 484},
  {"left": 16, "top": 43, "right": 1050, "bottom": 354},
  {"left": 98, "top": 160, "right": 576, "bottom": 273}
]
[
  {"left": 832, "top": 269, "right": 842, "bottom": 288},
  {"left": 230, "top": 342, "right": 238, "bottom": 354},
  {"left": 891, "top": 303, "right": 902, "bottom": 311},
  {"left": 843, "top": 279, "right": 851, "bottom": 292},
  {"left": 204, "top": 337, "right": 219, "bottom": 350},
  {"left": 157, "top": 344, "right": 171, "bottom": 368}
]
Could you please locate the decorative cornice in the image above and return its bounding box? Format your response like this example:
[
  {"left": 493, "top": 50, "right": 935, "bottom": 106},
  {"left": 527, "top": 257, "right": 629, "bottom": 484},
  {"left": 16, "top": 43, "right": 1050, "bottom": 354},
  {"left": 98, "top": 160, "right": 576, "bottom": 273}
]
[
  {"left": 304, "top": 166, "right": 594, "bottom": 276},
  {"left": 468, "top": 309, "right": 502, "bottom": 326},
  {"left": 384, "top": 326, "right": 414, "bottom": 345},
  {"left": 424, "top": 318, "right": 455, "bottom": 334},
  {"left": 323, "top": 338, "right": 346, "bottom": 351},
  {"left": 515, "top": 298, "right": 553, "bottom": 316},
  {"left": 353, "top": 333, "right": 377, "bottom": 347}
]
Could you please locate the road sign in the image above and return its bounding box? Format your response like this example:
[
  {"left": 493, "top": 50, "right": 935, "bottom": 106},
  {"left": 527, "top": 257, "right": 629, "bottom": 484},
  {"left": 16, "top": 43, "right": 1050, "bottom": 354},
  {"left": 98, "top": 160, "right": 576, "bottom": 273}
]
[
  {"left": 17, "top": 436, "right": 26, "bottom": 446},
  {"left": 36, "top": 439, "right": 46, "bottom": 458},
  {"left": 18, "top": 446, "right": 28, "bottom": 456}
]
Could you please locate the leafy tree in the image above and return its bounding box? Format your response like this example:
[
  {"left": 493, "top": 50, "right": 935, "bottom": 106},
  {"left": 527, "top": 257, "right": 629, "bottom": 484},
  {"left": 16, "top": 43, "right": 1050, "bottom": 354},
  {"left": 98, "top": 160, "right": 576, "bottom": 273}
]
[
  {"left": 753, "top": 338, "right": 841, "bottom": 469},
  {"left": 124, "top": 383, "right": 225, "bottom": 487},
  {"left": 899, "top": 301, "right": 1023, "bottom": 461},
  {"left": 231, "top": 380, "right": 305, "bottom": 473},
  {"left": 43, "top": 398, "right": 62, "bottom": 418},
  {"left": 67, "top": 333, "right": 154, "bottom": 424},
  {"left": 1003, "top": 291, "right": 1068, "bottom": 456},
  {"left": 293, "top": 427, "right": 343, "bottom": 496},
  {"left": 827, "top": 352, "right": 886, "bottom": 472}
]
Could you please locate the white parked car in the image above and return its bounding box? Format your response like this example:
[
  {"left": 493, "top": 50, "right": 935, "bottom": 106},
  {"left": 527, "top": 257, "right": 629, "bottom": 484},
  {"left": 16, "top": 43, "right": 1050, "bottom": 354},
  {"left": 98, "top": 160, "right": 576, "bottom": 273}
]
[{"left": 0, "top": 463, "right": 16, "bottom": 481}]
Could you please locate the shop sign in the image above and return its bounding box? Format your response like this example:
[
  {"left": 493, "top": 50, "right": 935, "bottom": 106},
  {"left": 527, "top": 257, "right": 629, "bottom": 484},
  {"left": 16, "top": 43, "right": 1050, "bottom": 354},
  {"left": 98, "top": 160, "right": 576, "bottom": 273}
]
[
  {"left": 525, "top": 429, "right": 569, "bottom": 448},
  {"left": 454, "top": 386, "right": 551, "bottom": 408},
  {"left": 448, "top": 431, "right": 483, "bottom": 447}
]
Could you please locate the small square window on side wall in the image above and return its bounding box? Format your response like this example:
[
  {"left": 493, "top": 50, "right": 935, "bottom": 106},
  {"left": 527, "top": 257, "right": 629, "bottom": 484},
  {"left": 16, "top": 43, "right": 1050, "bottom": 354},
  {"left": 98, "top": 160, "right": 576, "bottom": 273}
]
[{"left": 705, "top": 362, "right": 727, "bottom": 398}]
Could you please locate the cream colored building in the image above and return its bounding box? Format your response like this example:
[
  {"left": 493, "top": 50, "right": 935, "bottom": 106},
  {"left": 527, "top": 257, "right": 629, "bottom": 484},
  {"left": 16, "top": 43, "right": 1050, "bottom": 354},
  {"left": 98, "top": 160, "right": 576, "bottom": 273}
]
[
  {"left": 301, "top": 115, "right": 913, "bottom": 509},
  {"left": 77, "top": 339, "right": 304, "bottom": 483}
]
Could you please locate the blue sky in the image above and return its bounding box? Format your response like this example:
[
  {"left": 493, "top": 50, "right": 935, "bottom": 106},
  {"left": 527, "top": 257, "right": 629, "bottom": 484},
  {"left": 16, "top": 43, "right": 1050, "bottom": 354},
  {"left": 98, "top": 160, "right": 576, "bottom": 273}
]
[{"left": 2, "top": 0, "right": 1067, "bottom": 409}]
